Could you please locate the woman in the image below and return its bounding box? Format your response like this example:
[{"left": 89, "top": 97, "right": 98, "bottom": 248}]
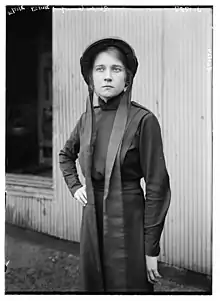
[{"left": 59, "top": 38, "right": 171, "bottom": 293}]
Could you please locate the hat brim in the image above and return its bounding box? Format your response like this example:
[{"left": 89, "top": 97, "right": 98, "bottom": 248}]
[{"left": 80, "top": 38, "right": 138, "bottom": 85}]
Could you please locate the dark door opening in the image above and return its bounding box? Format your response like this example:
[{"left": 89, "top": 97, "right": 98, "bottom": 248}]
[{"left": 6, "top": 6, "right": 52, "bottom": 177}]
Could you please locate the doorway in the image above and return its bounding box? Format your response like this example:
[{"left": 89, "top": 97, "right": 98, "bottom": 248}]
[{"left": 6, "top": 6, "right": 52, "bottom": 177}]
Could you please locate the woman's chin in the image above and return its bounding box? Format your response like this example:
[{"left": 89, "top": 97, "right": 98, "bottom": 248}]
[
  {"left": 99, "top": 94, "right": 113, "bottom": 101},
  {"left": 99, "top": 92, "right": 121, "bottom": 101}
]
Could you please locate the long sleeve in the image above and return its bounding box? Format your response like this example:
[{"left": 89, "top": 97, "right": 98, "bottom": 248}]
[
  {"left": 139, "top": 113, "right": 171, "bottom": 257},
  {"left": 59, "top": 117, "right": 83, "bottom": 197}
]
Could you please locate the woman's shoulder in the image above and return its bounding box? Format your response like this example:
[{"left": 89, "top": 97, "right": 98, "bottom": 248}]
[
  {"left": 131, "top": 101, "right": 154, "bottom": 116},
  {"left": 131, "top": 101, "right": 160, "bottom": 125},
  {"left": 78, "top": 111, "right": 86, "bottom": 122}
]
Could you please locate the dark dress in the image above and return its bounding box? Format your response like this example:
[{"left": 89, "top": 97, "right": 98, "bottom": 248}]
[{"left": 59, "top": 96, "right": 171, "bottom": 293}]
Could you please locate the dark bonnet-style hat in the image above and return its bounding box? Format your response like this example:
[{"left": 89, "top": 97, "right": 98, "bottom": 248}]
[{"left": 80, "top": 37, "right": 138, "bottom": 85}]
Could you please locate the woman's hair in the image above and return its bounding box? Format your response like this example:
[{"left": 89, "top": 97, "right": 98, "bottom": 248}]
[{"left": 88, "top": 46, "right": 133, "bottom": 91}]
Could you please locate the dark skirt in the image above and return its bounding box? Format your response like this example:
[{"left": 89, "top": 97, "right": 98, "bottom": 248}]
[{"left": 79, "top": 180, "right": 154, "bottom": 293}]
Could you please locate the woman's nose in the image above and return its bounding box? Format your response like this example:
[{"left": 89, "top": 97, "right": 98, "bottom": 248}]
[{"left": 104, "top": 69, "right": 112, "bottom": 81}]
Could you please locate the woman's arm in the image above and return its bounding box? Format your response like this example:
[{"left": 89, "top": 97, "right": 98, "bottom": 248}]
[
  {"left": 59, "top": 117, "right": 83, "bottom": 198},
  {"left": 139, "top": 113, "right": 171, "bottom": 257}
]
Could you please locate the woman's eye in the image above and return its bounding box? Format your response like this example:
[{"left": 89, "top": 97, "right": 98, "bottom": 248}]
[
  {"left": 96, "top": 67, "right": 104, "bottom": 72},
  {"left": 112, "top": 67, "right": 122, "bottom": 72}
]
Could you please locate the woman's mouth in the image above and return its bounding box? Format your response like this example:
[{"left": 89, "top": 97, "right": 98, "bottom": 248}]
[{"left": 102, "top": 85, "right": 114, "bottom": 88}]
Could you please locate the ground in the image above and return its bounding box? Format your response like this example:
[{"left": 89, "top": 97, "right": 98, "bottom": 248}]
[{"left": 5, "top": 223, "right": 211, "bottom": 294}]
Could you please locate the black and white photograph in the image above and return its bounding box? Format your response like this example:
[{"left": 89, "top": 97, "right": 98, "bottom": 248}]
[{"left": 4, "top": 4, "right": 215, "bottom": 295}]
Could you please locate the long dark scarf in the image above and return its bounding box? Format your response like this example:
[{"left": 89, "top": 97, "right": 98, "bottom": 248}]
[
  {"left": 79, "top": 83, "right": 133, "bottom": 290},
  {"left": 103, "top": 88, "right": 133, "bottom": 289}
]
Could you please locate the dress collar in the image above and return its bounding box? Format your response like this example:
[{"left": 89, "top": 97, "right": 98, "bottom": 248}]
[{"left": 98, "top": 93, "right": 123, "bottom": 111}]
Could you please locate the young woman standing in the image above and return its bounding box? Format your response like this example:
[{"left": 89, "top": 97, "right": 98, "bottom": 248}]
[{"left": 59, "top": 38, "right": 171, "bottom": 293}]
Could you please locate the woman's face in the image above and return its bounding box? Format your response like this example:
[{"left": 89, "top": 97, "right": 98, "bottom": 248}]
[{"left": 92, "top": 49, "right": 126, "bottom": 102}]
